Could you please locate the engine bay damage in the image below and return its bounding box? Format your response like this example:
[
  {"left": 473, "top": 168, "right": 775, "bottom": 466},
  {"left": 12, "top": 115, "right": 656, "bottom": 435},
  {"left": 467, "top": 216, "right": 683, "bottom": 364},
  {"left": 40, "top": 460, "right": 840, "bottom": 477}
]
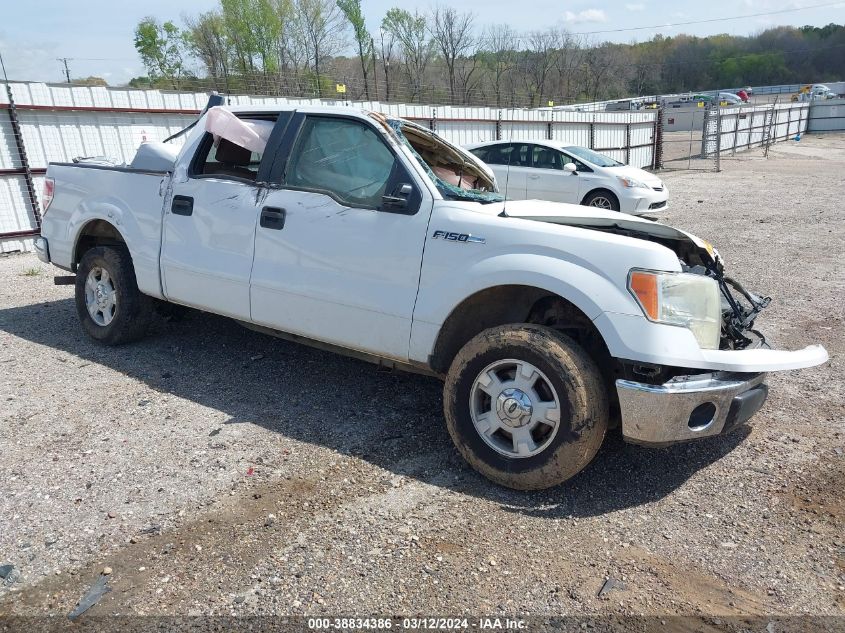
[
  {"left": 591, "top": 225, "right": 772, "bottom": 351},
  {"left": 502, "top": 211, "right": 773, "bottom": 352}
]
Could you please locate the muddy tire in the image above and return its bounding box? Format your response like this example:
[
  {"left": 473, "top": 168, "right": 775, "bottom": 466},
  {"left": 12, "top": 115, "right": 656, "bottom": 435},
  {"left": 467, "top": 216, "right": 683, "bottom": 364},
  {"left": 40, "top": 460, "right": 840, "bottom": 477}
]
[
  {"left": 75, "top": 246, "right": 153, "bottom": 345},
  {"left": 443, "top": 324, "right": 608, "bottom": 490}
]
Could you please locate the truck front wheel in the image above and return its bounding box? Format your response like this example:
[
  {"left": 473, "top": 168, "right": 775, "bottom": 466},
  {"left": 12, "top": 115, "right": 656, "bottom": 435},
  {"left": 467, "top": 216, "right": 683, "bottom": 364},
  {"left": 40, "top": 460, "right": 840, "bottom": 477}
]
[
  {"left": 443, "top": 324, "right": 608, "bottom": 490},
  {"left": 75, "top": 246, "right": 153, "bottom": 345}
]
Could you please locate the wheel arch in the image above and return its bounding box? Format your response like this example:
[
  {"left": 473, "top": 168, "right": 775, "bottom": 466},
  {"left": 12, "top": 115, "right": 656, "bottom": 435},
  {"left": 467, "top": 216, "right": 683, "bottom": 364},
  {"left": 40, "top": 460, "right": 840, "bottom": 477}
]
[
  {"left": 429, "top": 284, "right": 615, "bottom": 377},
  {"left": 72, "top": 219, "right": 128, "bottom": 270},
  {"left": 581, "top": 187, "right": 620, "bottom": 208}
]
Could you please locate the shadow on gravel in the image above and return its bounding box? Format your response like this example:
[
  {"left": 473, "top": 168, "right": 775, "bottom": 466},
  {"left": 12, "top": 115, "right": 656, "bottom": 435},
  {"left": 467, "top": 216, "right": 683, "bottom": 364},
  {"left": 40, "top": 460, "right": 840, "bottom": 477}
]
[{"left": 1, "top": 299, "right": 748, "bottom": 519}]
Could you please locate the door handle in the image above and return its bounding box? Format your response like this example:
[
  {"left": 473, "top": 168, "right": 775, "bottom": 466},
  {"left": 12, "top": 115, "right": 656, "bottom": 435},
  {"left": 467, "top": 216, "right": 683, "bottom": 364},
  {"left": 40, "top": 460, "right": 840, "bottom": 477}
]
[
  {"left": 171, "top": 195, "right": 193, "bottom": 216},
  {"left": 260, "top": 206, "right": 286, "bottom": 230}
]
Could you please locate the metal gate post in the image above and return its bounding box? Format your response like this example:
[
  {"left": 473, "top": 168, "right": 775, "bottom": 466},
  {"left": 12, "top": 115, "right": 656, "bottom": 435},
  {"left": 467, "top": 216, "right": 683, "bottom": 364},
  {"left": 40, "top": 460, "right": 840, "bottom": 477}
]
[
  {"left": 625, "top": 122, "right": 631, "bottom": 165},
  {"left": 653, "top": 107, "right": 663, "bottom": 170},
  {"left": 731, "top": 107, "right": 741, "bottom": 156},
  {"left": 589, "top": 117, "right": 595, "bottom": 150},
  {"left": 3, "top": 82, "right": 41, "bottom": 232},
  {"left": 785, "top": 105, "right": 794, "bottom": 142},
  {"left": 715, "top": 107, "right": 722, "bottom": 173},
  {"left": 496, "top": 110, "right": 502, "bottom": 141}
]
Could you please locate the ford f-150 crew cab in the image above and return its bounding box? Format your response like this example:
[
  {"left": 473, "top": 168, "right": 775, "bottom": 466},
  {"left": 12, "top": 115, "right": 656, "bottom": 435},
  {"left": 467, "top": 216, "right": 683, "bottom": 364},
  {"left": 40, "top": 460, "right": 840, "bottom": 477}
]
[{"left": 35, "top": 104, "right": 829, "bottom": 490}]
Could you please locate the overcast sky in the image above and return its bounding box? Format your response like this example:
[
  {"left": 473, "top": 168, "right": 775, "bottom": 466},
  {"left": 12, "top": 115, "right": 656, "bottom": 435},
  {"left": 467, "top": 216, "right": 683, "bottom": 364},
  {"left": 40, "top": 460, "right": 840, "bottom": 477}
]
[{"left": 1, "top": 0, "right": 844, "bottom": 85}]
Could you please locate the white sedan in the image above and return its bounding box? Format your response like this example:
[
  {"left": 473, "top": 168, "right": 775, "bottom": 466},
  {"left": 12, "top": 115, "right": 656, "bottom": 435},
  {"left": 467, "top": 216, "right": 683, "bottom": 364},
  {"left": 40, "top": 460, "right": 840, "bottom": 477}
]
[{"left": 465, "top": 140, "right": 668, "bottom": 215}]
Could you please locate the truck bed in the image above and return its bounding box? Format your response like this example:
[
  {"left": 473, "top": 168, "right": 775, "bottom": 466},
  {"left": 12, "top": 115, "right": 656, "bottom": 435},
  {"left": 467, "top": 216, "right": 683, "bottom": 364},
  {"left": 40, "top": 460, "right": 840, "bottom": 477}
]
[{"left": 41, "top": 162, "right": 170, "bottom": 298}]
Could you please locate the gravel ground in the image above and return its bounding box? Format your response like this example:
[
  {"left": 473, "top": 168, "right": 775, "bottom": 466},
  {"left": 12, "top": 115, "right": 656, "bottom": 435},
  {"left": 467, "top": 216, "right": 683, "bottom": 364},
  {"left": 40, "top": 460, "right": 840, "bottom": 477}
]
[{"left": 0, "top": 134, "right": 843, "bottom": 624}]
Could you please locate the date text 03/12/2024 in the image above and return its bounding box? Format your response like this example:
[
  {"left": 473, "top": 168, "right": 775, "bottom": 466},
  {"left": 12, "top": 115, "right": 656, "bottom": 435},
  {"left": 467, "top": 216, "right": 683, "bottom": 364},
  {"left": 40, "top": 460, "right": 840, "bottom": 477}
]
[{"left": 306, "top": 617, "right": 527, "bottom": 630}]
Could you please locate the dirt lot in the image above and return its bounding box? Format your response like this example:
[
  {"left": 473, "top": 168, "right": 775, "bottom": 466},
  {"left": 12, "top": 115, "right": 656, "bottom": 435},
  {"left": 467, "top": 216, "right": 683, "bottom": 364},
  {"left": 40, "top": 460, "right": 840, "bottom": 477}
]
[{"left": 1, "top": 134, "right": 843, "bottom": 625}]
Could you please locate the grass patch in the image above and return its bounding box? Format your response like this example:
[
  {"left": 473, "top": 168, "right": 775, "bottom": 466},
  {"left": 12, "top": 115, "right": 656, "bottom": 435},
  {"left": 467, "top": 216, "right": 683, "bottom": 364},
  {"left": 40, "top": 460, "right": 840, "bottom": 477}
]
[{"left": 21, "top": 267, "right": 42, "bottom": 277}]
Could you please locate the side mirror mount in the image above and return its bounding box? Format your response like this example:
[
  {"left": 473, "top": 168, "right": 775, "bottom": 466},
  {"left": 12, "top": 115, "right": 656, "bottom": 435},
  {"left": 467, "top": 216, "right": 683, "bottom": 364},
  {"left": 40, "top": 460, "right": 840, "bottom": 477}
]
[
  {"left": 564, "top": 163, "right": 578, "bottom": 174},
  {"left": 382, "top": 183, "right": 413, "bottom": 211}
]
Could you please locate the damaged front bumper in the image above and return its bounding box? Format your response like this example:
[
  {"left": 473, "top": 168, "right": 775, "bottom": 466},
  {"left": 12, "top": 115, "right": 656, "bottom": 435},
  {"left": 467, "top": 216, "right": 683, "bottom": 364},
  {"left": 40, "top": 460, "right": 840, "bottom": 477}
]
[{"left": 617, "top": 371, "right": 769, "bottom": 446}]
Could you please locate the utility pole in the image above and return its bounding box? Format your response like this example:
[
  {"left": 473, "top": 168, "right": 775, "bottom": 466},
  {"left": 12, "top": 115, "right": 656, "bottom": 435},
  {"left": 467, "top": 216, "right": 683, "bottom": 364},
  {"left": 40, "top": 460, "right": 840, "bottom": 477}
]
[
  {"left": 57, "top": 57, "right": 72, "bottom": 83},
  {"left": 370, "top": 37, "right": 379, "bottom": 102}
]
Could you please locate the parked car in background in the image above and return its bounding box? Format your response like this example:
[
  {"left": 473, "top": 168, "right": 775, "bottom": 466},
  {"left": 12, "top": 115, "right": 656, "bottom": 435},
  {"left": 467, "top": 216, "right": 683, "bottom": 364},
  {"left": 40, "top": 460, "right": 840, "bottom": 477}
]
[
  {"left": 717, "top": 92, "right": 743, "bottom": 105},
  {"left": 465, "top": 141, "right": 668, "bottom": 215},
  {"left": 811, "top": 84, "right": 837, "bottom": 99}
]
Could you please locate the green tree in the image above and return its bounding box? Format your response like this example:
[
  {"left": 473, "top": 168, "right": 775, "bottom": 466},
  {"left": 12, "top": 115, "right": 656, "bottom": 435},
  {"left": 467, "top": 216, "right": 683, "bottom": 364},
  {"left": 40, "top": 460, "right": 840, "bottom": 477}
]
[
  {"left": 337, "top": 0, "right": 372, "bottom": 99},
  {"left": 134, "top": 17, "right": 189, "bottom": 89},
  {"left": 72, "top": 76, "right": 109, "bottom": 87}
]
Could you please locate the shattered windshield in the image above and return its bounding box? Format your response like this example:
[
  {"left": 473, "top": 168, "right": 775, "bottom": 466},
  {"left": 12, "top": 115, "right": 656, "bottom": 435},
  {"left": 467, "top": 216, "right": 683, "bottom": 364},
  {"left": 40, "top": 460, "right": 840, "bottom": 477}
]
[{"left": 379, "top": 116, "right": 503, "bottom": 204}]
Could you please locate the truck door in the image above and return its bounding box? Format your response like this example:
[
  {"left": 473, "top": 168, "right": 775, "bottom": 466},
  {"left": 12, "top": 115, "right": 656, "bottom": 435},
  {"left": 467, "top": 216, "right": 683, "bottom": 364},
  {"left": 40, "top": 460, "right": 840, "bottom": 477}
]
[
  {"left": 249, "top": 113, "right": 433, "bottom": 360},
  {"left": 160, "top": 115, "right": 278, "bottom": 319}
]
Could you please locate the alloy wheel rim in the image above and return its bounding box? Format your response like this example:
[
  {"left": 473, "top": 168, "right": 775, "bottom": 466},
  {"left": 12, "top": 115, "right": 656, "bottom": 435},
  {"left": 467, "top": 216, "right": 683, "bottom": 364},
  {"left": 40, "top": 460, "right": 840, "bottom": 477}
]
[
  {"left": 469, "top": 358, "right": 562, "bottom": 458},
  {"left": 589, "top": 196, "right": 613, "bottom": 209},
  {"left": 84, "top": 267, "right": 117, "bottom": 326}
]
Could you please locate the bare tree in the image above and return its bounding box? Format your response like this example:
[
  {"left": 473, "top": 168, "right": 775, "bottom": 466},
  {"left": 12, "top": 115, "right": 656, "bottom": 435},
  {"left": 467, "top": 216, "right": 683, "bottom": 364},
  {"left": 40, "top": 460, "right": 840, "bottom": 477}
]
[
  {"left": 454, "top": 53, "right": 482, "bottom": 104},
  {"left": 429, "top": 7, "right": 476, "bottom": 104},
  {"left": 553, "top": 29, "right": 584, "bottom": 103},
  {"left": 377, "top": 27, "right": 397, "bottom": 101},
  {"left": 520, "top": 29, "right": 558, "bottom": 107},
  {"left": 480, "top": 24, "right": 517, "bottom": 107},
  {"left": 295, "top": 0, "right": 347, "bottom": 97}
]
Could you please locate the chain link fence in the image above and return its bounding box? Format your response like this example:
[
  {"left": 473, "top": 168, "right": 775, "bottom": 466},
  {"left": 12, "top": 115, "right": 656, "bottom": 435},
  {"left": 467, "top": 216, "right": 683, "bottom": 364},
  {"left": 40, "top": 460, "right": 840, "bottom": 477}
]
[{"left": 655, "top": 101, "right": 810, "bottom": 172}]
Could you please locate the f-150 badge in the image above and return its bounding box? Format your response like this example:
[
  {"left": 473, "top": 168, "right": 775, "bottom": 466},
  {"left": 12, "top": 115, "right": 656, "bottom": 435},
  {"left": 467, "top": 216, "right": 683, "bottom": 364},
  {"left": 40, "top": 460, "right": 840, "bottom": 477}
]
[{"left": 432, "top": 230, "right": 485, "bottom": 244}]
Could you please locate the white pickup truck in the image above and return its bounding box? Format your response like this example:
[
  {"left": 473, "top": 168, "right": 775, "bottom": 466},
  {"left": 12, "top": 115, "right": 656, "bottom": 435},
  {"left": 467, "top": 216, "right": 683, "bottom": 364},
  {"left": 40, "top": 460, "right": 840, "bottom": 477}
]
[{"left": 35, "top": 104, "right": 828, "bottom": 490}]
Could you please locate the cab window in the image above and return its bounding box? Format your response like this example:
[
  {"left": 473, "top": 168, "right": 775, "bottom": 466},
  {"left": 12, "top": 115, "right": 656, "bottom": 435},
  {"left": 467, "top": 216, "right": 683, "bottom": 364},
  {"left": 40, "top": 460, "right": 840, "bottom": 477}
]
[
  {"left": 193, "top": 137, "right": 263, "bottom": 181},
  {"left": 190, "top": 115, "right": 275, "bottom": 182},
  {"left": 285, "top": 116, "right": 395, "bottom": 208}
]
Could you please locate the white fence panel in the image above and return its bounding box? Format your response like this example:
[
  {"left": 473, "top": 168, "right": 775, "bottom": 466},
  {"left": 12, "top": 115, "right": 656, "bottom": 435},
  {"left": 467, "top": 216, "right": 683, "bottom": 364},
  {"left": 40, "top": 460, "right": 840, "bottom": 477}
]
[
  {"left": 808, "top": 99, "right": 845, "bottom": 132},
  {"left": 435, "top": 120, "right": 495, "bottom": 145},
  {"left": 1, "top": 81, "right": 660, "bottom": 251},
  {"left": 0, "top": 175, "right": 36, "bottom": 233},
  {"left": 550, "top": 123, "right": 590, "bottom": 146}
]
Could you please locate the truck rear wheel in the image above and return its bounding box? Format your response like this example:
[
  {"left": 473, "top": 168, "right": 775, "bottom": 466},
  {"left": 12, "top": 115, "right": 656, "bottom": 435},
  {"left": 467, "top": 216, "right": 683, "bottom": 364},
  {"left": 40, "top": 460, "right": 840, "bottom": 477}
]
[
  {"left": 443, "top": 324, "right": 608, "bottom": 490},
  {"left": 75, "top": 246, "right": 152, "bottom": 345}
]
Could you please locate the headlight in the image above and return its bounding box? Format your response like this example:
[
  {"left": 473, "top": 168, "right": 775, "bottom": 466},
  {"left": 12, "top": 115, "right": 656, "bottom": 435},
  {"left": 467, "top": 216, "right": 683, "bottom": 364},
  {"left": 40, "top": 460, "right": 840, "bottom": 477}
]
[
  {"left": 617, "top": 175, "right": 649, "bottom": 189},
  {"left": 628, "top": 270, "right": 721, "bottom": 349}
]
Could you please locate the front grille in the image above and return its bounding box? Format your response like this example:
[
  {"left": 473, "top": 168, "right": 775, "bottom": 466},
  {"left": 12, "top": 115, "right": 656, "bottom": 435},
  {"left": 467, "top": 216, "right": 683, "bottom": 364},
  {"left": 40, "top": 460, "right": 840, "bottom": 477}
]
[
  {"left": 649, "top": 200, "right": 667, "bottom": 210},
  {"left": 652, "top": 186, "right": 664, "bottom": 191}
]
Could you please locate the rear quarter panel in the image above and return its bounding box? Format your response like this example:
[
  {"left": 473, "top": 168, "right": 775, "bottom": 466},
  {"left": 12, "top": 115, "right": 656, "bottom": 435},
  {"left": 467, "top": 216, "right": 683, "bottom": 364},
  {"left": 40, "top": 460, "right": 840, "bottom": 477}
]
[{"left": 41, "top": 164, "right": 169, "bottom": 298}]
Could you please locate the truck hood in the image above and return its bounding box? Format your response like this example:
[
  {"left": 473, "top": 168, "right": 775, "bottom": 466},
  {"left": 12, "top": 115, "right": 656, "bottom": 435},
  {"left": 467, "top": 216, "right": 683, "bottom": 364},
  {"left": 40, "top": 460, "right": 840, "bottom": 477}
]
[{"left": 500, "top": 199, "right": 718, "bottom": 268}]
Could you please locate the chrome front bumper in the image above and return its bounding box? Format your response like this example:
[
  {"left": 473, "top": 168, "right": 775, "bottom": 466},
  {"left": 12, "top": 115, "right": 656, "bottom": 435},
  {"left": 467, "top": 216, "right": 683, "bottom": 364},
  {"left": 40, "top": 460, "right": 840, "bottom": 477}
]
[
  {"left": 34, "top": 236, "right": 50, "bottom": 263},
  {"left": 617, "top": 372, "right": 768, "bottom": 446}
]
